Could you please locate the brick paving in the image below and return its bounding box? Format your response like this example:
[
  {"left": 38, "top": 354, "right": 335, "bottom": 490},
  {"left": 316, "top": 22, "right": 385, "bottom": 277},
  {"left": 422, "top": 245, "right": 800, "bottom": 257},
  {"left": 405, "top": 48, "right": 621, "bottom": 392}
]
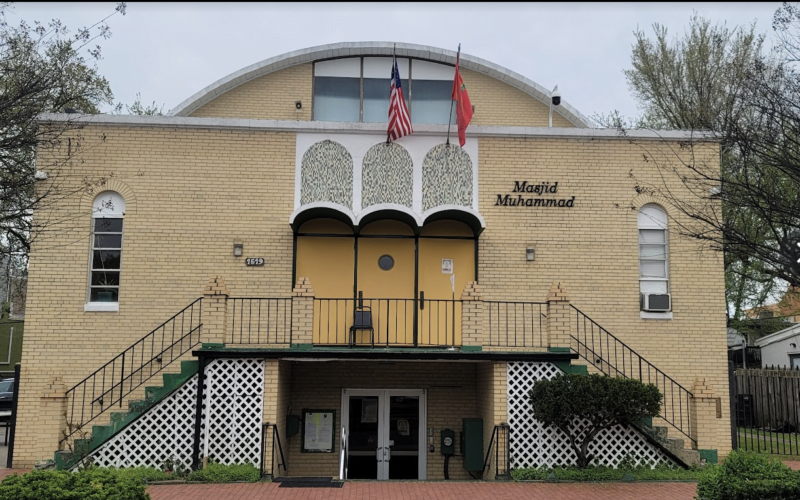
[{"left": 146, "top": 481, "right": 698, "bottom": 500}]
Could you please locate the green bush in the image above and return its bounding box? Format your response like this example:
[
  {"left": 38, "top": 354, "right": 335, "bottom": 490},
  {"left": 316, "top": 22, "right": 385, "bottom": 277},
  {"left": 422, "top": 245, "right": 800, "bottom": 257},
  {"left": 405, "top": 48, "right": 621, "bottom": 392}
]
[
  {"left": 528, "top": 373, "right": 662, "bottom": 468},
  {"left": 0, "top": 468, "right": 149, "bottom": 500},
  {"left": 696, "top": 451, "right": 800, "bottom": 500},
  {"left": 512, "top": 463, "right": 701, "bottom": 482},
  {"left": 186, "top": 462, "right": 261, "bottom": 483},
  {"left": 115, "top": 467, "right": 172, "bottom": 483}
]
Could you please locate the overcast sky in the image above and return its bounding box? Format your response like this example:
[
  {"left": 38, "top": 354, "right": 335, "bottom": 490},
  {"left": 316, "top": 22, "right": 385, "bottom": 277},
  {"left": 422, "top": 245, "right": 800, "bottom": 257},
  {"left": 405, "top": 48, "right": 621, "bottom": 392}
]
[{"left": 4, "top": 2, "right": 785, "bottom": 122}]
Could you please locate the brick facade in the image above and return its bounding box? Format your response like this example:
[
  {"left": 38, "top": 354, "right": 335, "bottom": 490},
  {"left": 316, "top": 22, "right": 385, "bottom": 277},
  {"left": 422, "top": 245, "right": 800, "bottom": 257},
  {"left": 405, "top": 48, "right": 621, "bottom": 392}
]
[{"left": 16, "top": 45, "right": 730, "bottom": 470}]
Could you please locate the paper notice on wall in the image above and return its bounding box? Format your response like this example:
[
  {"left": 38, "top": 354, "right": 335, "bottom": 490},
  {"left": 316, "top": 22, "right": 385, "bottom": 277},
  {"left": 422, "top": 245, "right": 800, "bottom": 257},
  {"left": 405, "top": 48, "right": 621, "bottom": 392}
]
[
  {"left": 442, "top": 259, "right": 453, "bottom": 274},
  {"left": 303, "top": 411, "right": 334, "bottom": 452}
]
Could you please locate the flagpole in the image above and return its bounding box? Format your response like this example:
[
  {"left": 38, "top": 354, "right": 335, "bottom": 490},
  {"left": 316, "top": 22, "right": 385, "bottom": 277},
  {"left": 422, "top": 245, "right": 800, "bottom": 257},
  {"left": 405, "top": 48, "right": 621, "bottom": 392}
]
[
  {"left": 387, "top": 44, "right": 396, "bottom": 144},
  {"left": 446, "top": 43, "right": 460, "bottom": 146}
]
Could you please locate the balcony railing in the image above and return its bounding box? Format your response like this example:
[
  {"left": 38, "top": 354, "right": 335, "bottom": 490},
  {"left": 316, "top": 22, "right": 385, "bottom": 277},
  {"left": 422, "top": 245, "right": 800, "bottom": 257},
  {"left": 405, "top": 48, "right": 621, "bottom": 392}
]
[
  {"left": 313, "top": 298, "right": 461, "bottom": 347},
  {"left": 486, "top": 301, "right": 547, "bottom": 348},
  {"left": 229, "top": 298, "right": 292, "bottom": 344}
]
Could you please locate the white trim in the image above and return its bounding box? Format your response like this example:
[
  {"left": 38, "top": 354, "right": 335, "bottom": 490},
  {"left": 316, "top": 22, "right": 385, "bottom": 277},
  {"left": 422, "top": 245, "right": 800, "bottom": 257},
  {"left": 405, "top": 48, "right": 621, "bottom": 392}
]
[
  {"left": 165, "top": 41, "right": 593, "bottom": 127},
  {"left": 422, "top": 205, "right": 486, "bottom": 229},
  {"left": 640, "top": 311, "right": 673, "bottom": 320},
  {"left": 37, "top": 113, "right": 719, "bottom": 142},
  {"left": 84, "top": 302, "right": 119, "bottom": 312},
  {"left": 289, "top": 202, "right": 357, "bottom": 226},
  {"left": 355, "top": 204, "right": 423, "bottom": 226}
]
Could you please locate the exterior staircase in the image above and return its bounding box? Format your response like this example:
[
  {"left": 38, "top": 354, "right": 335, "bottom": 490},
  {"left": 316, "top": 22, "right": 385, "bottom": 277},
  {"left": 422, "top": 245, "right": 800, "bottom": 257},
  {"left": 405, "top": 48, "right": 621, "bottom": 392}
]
[
  {"left": 55, "top": 360, "right": 199, "bottom": 470},
  {"left": 636, "top": 420, "right": 701, "bottom": 467}
]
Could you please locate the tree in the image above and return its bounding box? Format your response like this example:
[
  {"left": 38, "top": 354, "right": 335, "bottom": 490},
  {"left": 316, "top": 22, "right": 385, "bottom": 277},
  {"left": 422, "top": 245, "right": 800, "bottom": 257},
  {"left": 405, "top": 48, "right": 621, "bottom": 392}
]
[
  {"left": 113, "top": 92, "right": 165, "bottom": 116},
  {"left": 605, "top": 11, "right": 800, "bottom": 324},
  {"left": 528, "top": 373, "right": 661, "bottom": 468},
  {"left": 0, "top": 2, "right": 126, "bottom": 259}
]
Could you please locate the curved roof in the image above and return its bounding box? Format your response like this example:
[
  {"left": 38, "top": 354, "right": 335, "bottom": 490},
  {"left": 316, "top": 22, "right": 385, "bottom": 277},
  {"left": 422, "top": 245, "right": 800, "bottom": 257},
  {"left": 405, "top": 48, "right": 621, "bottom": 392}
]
[{"left": 168, "top": 41, "right": 593, "bottom": 128}]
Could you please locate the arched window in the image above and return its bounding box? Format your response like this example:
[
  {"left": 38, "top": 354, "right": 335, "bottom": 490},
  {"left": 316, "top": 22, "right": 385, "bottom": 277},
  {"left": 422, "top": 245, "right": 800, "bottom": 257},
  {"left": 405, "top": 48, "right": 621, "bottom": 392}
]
[
  {"left": 89, "top": 191, "right": 125, "bottom": 304},
  {"left": 638, "top": 204, "right": 669, "bottom": 309}
]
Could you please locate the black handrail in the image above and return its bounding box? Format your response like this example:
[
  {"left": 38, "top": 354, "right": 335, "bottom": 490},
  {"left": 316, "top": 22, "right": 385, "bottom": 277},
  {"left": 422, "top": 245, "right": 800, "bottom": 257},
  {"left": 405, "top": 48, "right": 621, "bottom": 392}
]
[
  {"left": 486, "top": 301, "right": 547, "bottom": 348},
  {"left": 482, "top": 423, "right": 510, "bottom": 479},
  {"left": 569, "top": 304, "right": 695, "bottom": 444},
  {"left": 229, "top": 298, "right": 292, "bottom": 344},
  {"left": 262, "top": 423, "right": 287, "bottom": 478},
  {"left": 61, "top": 299, "right": 203, "bottom": 446}
]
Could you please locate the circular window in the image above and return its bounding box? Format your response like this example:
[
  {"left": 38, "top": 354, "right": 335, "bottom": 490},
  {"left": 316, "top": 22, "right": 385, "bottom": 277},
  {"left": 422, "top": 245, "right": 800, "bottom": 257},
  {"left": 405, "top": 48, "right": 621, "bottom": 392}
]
[{"left": 378, "top": 254, "right": 394, "bottom": 271}]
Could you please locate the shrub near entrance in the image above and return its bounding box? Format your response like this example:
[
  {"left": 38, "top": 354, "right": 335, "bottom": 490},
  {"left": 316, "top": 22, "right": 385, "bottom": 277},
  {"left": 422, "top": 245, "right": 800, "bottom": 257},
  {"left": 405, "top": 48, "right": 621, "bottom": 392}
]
[
  {"left": 528, "top": 373, "right": 661, "bottom": 468},
  {"left": 0, "top": 468, "right": 148, "bottom": 500},
  {"left": 695, "top": 451, "right": 800, "bottom": 500}
]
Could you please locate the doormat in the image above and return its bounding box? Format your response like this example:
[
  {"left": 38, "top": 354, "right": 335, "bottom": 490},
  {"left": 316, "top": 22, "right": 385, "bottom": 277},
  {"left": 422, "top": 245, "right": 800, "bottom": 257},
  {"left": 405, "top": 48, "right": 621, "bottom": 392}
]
[{"left": 275, "top": 477, "right": 344, "bottom": 488}]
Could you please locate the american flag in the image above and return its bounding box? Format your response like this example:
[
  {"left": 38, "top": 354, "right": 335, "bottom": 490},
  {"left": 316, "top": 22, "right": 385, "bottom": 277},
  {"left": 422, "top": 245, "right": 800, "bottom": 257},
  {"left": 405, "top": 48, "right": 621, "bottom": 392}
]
[{"left": 388, "top": 55, "right": 413, "bottom": 141}]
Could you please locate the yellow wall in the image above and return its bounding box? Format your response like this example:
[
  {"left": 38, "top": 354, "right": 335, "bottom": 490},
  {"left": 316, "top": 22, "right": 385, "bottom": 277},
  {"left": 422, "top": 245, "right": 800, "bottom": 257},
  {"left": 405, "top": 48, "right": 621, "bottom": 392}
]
[
  {"left": 17, "top": 117, "right": 728, "bottom": 466},
  {"left": 187, "top": 62, "right": 574, "bottom": 128}
]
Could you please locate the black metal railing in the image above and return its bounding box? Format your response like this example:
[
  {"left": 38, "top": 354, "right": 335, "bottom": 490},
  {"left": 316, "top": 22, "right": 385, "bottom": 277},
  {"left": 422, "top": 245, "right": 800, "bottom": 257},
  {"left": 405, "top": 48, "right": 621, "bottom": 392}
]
[
  {"left": 486, "top": 301, "right": 546, "bottom": 348},
  {"left": 569, "top": 305, "right": 695, "bottom": 444},
  {"left": 313, "top": 297, "right": 462, "bottom": 347},
  {"left": 229, "top": 298, "right": 292, "bottom": 344},
  {"left": 483, "top": 423, "right": 510, "bottom": 479},
  {"left": 734, "top": 367, "right": 800, "bottom": 455},
  {"left": 61, "top": 299, "right": 203, "bottom": 446},
  {"left": 262, "top": 423, "right": 287, "bottom": 478}
]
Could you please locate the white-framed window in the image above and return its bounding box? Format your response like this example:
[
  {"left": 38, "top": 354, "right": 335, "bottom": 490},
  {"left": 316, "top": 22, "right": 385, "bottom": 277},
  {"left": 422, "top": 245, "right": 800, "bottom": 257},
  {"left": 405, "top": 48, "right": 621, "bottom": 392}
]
[
  {"left": 88, "top": 191, "right": 125, "bottom": 304},
  {"left": 638, "top": 204, "right": 669, "bottom": 298},
  {"left": 313, "top": 57, "right": 456, "bottom": 124}
]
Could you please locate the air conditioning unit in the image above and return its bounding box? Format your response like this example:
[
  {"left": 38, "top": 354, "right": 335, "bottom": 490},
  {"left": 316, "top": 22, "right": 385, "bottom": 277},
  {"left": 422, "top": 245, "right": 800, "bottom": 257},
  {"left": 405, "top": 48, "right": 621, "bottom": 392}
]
[{"left": 641, "top": 293, "right": 671, "bottom": 312}]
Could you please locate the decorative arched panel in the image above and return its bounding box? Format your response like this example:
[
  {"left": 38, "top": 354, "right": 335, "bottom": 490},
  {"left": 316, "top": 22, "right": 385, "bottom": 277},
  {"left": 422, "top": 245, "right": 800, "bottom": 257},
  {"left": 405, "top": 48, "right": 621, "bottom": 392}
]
[
  {"left": 361, "top": 142, "right": 413, "bottom": 209},
  {"left": 422, "top": 144, "right": 473, "bottom": 211},
  {"left": 300, "top": 140, "right": 353, "bottom": 208}
]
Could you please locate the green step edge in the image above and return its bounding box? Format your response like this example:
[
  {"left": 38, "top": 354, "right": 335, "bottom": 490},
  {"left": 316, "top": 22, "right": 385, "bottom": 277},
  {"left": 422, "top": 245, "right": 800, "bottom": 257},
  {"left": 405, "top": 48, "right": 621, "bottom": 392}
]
[
  {"left": 54, "top": 359, "right": 200, "bottom": 470},
  {"left": 552, "top": 360, "right": 588, "bottom": 375}
]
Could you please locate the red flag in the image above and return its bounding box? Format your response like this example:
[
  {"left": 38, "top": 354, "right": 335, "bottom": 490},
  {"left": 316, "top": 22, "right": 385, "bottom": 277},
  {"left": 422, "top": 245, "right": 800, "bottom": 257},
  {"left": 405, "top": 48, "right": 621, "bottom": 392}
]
[{"left": 452, "top": 52, "right": 473, "bottom": 147}]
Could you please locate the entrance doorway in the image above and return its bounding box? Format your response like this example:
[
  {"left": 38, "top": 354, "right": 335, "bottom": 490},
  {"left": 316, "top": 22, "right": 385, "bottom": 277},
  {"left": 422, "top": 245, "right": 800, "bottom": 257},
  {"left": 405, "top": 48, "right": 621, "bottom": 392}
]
[{"left": 341, "top": 389, "right": 426, "bottom": 480}]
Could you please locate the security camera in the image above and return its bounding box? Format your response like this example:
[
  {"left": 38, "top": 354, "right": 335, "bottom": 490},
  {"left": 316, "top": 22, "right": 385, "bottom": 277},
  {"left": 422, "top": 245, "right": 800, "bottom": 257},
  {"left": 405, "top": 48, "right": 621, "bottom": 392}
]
[{"left": 551, "top": 85, "right": 561, "bottom": 106}]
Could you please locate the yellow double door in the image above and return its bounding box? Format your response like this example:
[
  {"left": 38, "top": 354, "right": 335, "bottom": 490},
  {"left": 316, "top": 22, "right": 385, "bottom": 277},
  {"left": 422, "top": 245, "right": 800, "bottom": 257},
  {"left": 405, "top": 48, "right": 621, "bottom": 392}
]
[{"left": 297, "top": 236, "right": 474, "bottom": 346}]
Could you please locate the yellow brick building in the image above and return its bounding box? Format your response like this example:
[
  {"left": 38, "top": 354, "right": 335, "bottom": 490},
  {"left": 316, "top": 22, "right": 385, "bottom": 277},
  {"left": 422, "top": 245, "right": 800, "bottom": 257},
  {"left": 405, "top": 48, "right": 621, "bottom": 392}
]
[{"left": 14, "top": 42, "right": 729, "bottom": 479}]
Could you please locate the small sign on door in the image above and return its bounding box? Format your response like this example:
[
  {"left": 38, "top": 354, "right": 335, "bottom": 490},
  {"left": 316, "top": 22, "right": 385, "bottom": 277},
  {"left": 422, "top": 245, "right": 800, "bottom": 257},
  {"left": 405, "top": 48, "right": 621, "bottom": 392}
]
[{"left": 442, "top": 259, "right": 453, "bottom": 274}]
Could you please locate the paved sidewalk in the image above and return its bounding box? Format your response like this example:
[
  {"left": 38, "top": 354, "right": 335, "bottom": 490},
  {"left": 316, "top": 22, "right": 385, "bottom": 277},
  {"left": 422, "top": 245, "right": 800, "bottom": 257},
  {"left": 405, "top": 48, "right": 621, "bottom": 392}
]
[{"left": 146, "top": 481, "right": 698, "bottom": 500}]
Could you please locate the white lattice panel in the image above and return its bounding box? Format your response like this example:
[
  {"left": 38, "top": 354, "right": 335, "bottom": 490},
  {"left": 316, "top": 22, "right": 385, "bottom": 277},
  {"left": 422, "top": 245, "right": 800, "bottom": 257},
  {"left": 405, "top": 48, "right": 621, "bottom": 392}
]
[
  {"left": 86, "top": 373, "right": 199, "bottom": 469},
  {"left": 507, "top": 361, "right": 677, "bottom": 469},
  {"left": 81, "top": 358, "right": 265, "bottom": 470},
  {"left": 200, "top": 358, "right": 265, "bottom": 466}
]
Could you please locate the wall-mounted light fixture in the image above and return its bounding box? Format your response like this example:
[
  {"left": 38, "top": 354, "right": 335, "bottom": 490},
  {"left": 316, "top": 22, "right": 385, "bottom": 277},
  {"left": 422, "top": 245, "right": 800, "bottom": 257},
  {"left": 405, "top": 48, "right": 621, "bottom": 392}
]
[
  {"left": 233, "top": 242, "right": 243, "bottom": 257},
  {"left": 791, "top": 343, "right": 797, "bottom": 349},
  {"left": 295, "top": 101, "right": 302, "bottom": 110},
  {"left": 526, "top": 247, "right": 535, "bottom": 261}
]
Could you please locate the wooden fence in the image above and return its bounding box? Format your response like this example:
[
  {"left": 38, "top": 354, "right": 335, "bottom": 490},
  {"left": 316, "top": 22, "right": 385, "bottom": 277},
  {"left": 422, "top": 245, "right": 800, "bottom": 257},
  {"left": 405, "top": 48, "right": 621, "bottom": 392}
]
[{"left": 734, "top": 367, "right": 800, "bottom": 430}]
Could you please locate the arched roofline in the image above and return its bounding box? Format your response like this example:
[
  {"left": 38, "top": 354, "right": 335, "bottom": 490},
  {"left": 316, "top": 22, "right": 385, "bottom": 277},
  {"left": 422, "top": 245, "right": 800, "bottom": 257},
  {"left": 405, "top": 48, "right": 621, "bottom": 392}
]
[
  {"left": 290, "top": 202, "right": 356, "bottom": 232},
  {"left": 356, "top": 205, "right": 422, "bottom": 234},
  {"left": 422, "top": 205, "right": 486, "bottom": 237},
  {"left": 168, "top": 42, "right": 593, "bottom": 128}
]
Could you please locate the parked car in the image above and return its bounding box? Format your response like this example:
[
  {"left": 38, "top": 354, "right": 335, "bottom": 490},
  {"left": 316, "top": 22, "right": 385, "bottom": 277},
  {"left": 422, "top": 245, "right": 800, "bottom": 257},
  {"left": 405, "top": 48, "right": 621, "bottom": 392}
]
[{"left": 0, "top": 378, "right": 14, "bottom": 412}]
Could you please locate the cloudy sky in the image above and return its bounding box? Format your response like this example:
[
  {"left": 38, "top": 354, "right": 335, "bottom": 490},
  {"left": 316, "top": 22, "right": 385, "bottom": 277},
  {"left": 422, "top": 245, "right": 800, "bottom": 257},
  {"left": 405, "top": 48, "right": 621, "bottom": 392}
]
[{"left": 4, "top": 2, "right": 784, "bottom": 121}]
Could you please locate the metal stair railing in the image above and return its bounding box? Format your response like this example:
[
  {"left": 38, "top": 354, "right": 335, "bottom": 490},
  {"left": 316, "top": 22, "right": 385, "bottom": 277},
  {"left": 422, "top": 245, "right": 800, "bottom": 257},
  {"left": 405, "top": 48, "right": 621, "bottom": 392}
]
[
  {"left": 61, "top": 298, "right": 203, "bottom": 446},
  {"left": 569, "top": 304, "right": 695, "bottom": 445},
  {"left": 482, "top": 423, "right": 510, "bottom": 479}
]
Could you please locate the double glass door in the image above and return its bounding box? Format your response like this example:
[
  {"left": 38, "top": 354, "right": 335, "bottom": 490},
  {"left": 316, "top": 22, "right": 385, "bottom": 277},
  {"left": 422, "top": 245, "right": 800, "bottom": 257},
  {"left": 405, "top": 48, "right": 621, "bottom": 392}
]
[{"left": 342, "top": 389, "right": 426, "bottom": 480}]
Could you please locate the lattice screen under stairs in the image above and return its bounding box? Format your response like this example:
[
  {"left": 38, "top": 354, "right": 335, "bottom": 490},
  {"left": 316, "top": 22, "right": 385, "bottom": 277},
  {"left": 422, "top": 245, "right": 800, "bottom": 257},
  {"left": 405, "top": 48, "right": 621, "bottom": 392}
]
[
  {"left": 507, "top": 361, "right": 679, "bottom": 469},
  {"left": 79, "top": 358, "right": 265, "bottom": 470}
]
